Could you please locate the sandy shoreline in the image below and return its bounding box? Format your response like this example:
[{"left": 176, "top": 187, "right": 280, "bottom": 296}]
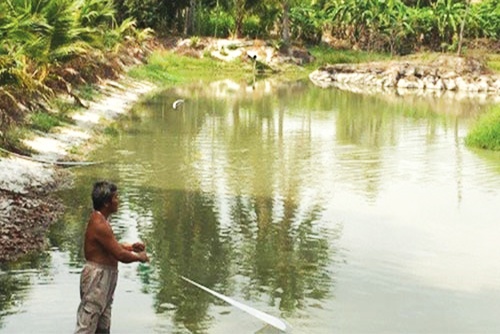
[{"left": 0, "top": 78, "right": 157, "bottom": 262}]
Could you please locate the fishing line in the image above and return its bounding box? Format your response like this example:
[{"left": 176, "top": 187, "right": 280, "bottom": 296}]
[{"left": 181, "top": 276, "right": 292, "bottom": 333}]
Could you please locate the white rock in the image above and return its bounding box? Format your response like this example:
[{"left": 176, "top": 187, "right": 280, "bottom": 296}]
[{"left": 442, "top": 78, "right": 457, "bottom": 91}]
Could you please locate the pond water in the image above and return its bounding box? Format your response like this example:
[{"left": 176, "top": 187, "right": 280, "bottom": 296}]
[{"left": 1, "top": 79, "right": 500, "bottom": 334}]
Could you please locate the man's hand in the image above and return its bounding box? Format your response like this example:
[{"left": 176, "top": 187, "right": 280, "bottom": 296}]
[
  {"left": 137, "top": 251, "right": 149, "bottom": 263},
  {"left": 121, "top": 242, "right": 146, "bottom": 252},
  {"left": 132, "top": 242, "right": 145, "bottom": 252}
]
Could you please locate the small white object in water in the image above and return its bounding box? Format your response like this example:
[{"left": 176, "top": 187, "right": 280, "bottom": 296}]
[{"left": 172, "top": 99, "right": 184, "bottom": 109}]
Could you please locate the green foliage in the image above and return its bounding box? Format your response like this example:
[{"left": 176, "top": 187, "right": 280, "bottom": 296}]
[
  {"left": 197, "top": 9, "right": 235, "bottom": 37},
  {"left": 325, "top": 0, "right": 380, "bottom": 45},
  {"left": 78, "top": 0, "right": 116, "bottom": 27},
  {"left": 324, "top": 0, "right": 498, "bottom": 53},
  {"left": 105, "top": 0, "right": 500, "bottom": 54},
  {"left": 377, "top": 0, "right": 414, "bottom": 55},
  {"left": 4, "top": 0, "right": 89, "bottom": 63},
  {"left": 465, "top": 106, "right": 500, "bottom": 151},
  {"left": 0, "top": 50, "right": 52, "bottom": 129},
  {"left": 431, "top": 0, "right": 465, "bottom": 49},
  {"left": 29, "top": 111, "right": 60, "bottom": 132},
  {"left": 122, "top": 0, "right": 159, "bottom": 29},
  {"left": 190, "top": 36, "right": 201, "bottom": 48},
  {"left": 289, "top": 3, "right": 325, "bottom": 44},
  {"left": 75, "top": 84, "right": 99, "bottom": 101},
  {"left": 104, "top": 124, "right": 120, "bottom": 136},
  {"left": 0, "top": 0, "right": 126, "bottom": 64},
  {"left": 467, "top": 0, "right": 500, "bottom": 39},
  {"left": 242, "top": 15, "right": 265, "bottom": 38},
  {"left": 249, "top": 1, "right": 280, "bottom": 36},
  {"left": 410, "top": 5, "right": 435, "bottom": 46},
  {"left": 76, "top": 0, "right": 118, "bottom": 49},
  {"left": 51, "top": 98, "right": 79, "bottom": 117},
  {"left": 0, "top": 0, "right": 151, "bottom": 140}
]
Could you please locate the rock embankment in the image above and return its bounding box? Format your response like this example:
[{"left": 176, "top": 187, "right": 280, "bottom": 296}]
[
  {"left": 309, "top": 55, "right": 500, "bottom": 99},
  {"left": 173, "top": 37, "right": 315, "bottom": 67}
]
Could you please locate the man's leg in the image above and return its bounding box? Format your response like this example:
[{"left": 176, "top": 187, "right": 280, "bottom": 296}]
[
  {"left": 96, "top": 267, "right": 118, "bottom": 334},
  {"left": 75, "top": 302, "right": 100, "bottom": 334},
  {"left": 75, "top": 264, "right": 102, "bottom": 333},
  {"left": 96, "top": 304, "right": 112, "bottom": 334}
]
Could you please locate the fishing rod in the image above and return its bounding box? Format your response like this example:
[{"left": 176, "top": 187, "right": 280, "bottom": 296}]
[{"left": 181, "top": 276, "right": 292, "bottom": 333}]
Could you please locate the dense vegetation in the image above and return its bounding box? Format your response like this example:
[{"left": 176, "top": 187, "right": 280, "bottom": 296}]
[
  {"left": 1, "top": 0, "right": 499, "bottom": 151},
  {"left": 0, "top": 0, "right": 153, "bottom": 150},
  {"left": 116, "top": 0, "right": 500, "bottom": 53}
]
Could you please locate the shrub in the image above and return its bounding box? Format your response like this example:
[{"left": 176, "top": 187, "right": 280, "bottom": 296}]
[
  {"left": 198, "top": 9, "right": 234, "bottom": 38},
  {"left": 242, "top": 15, "right": 265, "bottom": 39}
]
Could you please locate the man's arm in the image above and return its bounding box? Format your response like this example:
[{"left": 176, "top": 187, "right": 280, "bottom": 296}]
[
  {"left": 121, "top": 243, "right": 133, "bottom": 251},
  {"left": 94, "top": 222, "right": 148, "bottom": 263},
  {"left": 121, "top": 242, "right": 145, "bottom": 252}
]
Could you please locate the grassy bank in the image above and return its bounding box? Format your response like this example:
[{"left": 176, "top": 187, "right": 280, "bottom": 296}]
[
  {"left": 465, "top": 105, "right": 500, "bottom": 151},
  {"left": 486, "top": 53, "right": 500, "bottom": 72},
  {"left": 128, "top": 41, "right": 500, "bottom": 89},
  {"left": 128, "top": 50, "right": 251, "bottom": 85},
  {"left": 306, "top": 45, "right": 390, "bottom": 69},
  {"left": 127, "top": 44, "right": 389, "bottom": 86}
]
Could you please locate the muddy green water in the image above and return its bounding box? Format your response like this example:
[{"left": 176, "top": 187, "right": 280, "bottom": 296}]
[{"left": 2, "top": 80, "right": 500, "bottom": 334}]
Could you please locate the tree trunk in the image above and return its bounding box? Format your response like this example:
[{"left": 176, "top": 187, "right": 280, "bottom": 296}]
[
  {"left": 281, "top": 0, "right": 291, "bottom": 54},
  {"left": 234, "top": 0, "right": 246, "bottom": 38},
  {"left": 187, "top": 0, "right": 196, "bottom": 35},
  {"left": 457, "top": 0, "right": 471, "bottom": 56}
]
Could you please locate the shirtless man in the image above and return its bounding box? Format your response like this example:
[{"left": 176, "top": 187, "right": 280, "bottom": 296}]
[{"left": 75, "top": 181, "right": 149, "bottom": 334}]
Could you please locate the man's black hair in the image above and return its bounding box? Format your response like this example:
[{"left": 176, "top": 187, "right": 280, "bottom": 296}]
[{"left": 92, "top": 181, "right": 117, "bottom": 210}]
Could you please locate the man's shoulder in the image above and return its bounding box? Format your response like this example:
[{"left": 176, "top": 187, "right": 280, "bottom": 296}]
[{"left": 88, "top": 212, "right": 110, "bottom": 233}]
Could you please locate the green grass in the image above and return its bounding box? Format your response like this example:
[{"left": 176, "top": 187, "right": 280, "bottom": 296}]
[
  {"left": 104, "top": 124, "right": 120, "bottom": 137},
  {"left": 306, "top": 45, "right": 390, "bottom": 69},
  {"left": 1, "top": 127, "right": 33, "bottom": 154},
  {"left": 486, "top": 54, "right": 500, "bottom": 73},
  {"left": 465, "top": 106, "right": 500, "bottom": 151},
  {"left": 30, "top": 112, "right": 61, "bottom": 132},
  {"left": 76, "top": 84, "right": 100, "bottom": 101},
  {"left": 128, "top": 51, "right": 254, "bottom": 86}
]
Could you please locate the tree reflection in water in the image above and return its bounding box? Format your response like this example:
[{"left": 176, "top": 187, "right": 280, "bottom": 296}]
[
  {"left": 236, "top": 196, "right": 332, "bottom": 313},
  {"left": 147, "top": 189, "right": 231, "bottom": 333},
  {"left": 120, "top": 82, "right": 342, "bottom": 332},
  {"left": 145, "top": 188, "right": 334, "bottom": 332},
  {"left": 0, "top": 253, "right": 50, "bottom": 328}
]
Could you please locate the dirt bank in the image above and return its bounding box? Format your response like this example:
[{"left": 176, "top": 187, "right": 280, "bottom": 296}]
[
  {"left": 0, "top": 79, "right": 156, "bottom": 262},
  {"left": 0, "top": 158, "right": 67, "bottom": 261}
]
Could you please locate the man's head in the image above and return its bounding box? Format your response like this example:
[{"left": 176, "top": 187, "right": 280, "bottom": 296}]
[{"left": 92, "top": 181, "right": 118, "bottom": 212}]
